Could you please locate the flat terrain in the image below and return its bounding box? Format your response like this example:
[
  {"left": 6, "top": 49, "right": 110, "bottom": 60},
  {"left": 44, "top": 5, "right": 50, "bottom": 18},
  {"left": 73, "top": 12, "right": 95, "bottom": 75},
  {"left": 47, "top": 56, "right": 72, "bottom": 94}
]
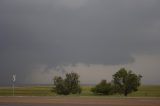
[
  {"left": 0, "top": 97, "right": 160, "bottom": 106},
  {"left": 0, "top": 85, "right": 160, "bottom": 97}
]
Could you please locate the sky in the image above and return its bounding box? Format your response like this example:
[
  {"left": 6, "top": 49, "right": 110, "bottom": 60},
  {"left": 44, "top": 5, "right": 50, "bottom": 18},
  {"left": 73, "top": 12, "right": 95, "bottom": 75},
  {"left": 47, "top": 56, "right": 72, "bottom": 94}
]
[{"left": 0, "top": 0, "right": 160, "bottom": 85}]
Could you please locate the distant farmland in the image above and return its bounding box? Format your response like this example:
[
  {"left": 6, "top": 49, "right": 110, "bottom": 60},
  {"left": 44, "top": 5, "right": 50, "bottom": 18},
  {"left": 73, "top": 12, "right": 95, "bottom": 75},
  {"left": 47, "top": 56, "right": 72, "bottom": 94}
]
[{"left": 0, "top": 85, "right": 160, "bottom": 97}]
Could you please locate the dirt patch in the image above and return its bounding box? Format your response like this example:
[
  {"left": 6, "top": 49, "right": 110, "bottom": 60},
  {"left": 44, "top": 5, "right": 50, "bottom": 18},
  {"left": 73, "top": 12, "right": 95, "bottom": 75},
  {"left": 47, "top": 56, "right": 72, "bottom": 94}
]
[{"left": 0, "top": 97, "right": 160, "bottom": 106}]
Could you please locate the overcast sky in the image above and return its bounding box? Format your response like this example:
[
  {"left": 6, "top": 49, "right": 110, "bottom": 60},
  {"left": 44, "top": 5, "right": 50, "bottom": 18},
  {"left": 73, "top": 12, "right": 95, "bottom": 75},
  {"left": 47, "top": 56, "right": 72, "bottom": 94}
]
[{"left": 0, "top": 0, "right": 160, "bottom": 85}]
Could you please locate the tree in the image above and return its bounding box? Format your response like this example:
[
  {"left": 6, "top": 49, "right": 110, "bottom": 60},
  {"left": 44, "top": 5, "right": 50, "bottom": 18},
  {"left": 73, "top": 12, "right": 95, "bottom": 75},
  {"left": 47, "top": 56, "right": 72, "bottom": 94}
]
[
  {"left": 112, "top": 68, "right": 142, "bottom": 96},
  {"left": 65, "top": 72, "right": 81, "bottom": 94},
  {"left": 91, "top": 80, "right": 113, "bottom": 95},
  {"left": 53, "top": 76, "right": 70, "bottom": 95},
  {"left": 52, "top": 72, "right": 81, "bottom": 95}
]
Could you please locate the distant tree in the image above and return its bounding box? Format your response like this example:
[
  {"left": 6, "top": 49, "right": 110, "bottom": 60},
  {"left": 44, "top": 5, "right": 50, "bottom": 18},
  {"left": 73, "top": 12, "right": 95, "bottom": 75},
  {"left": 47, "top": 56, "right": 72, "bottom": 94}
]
[
  {"left": 112, "top": 68, "right": 142, "bottom": 96},
  {"left": 52, "top": 72, "right": 81, "bottom": 95},
  {"left": 53, "top": 76, "right": 70, "bottom": 95},
  {"left": 91, "top": 80, "right": 113, "bottom": 95},
  {"left": 65, "top": 72, "right": 81, "bottom": 94}
]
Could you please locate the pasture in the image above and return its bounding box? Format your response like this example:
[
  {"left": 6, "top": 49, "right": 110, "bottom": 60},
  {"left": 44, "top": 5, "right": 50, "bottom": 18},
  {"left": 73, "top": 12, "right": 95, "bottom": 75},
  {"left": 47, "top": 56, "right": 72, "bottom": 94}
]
[{"left": 0, "top": 85, "right": 160, "bottom": 97}]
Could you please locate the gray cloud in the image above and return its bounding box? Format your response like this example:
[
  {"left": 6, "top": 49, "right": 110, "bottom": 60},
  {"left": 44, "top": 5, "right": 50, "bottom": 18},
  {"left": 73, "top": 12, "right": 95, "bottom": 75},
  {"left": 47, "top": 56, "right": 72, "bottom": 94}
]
[{"left": 0, "top": 0, "right": 160, "bottom": 84}]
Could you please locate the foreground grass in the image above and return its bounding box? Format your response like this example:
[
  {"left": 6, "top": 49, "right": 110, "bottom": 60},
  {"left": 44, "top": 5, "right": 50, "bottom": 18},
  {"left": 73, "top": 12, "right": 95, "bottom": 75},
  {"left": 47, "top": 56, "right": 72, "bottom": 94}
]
[
  {"left": 129, "top": 85, "right": 160, "bottom": 97},
  {"left": 0, "top": 85, "right": 160, "bottom": 97},
  {"left": 0, "top": 86, "right": 55, "bottom": 96}
]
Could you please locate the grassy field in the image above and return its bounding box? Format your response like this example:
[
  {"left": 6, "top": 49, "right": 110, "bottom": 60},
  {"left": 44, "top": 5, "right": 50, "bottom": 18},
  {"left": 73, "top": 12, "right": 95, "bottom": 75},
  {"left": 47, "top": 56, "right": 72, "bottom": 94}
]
[
  {"left": 0, "top": 85, "right": 160, "bottom": 97},
  {"left": 128, "top": 85, "right": 160, "bottom": 97},
  {"left": 0, "top": 86, "right": 55, "bottom": 96}
]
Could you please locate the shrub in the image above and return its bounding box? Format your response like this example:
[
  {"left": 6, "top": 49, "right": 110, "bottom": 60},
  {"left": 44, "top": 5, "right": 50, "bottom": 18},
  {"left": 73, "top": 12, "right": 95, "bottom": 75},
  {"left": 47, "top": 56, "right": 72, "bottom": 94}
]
[
  {"left": 91, "top": 80, "right": 113, "bottom": 95},
  {"left": 53, "top": 72, "right": 81, "bottom": 95}
]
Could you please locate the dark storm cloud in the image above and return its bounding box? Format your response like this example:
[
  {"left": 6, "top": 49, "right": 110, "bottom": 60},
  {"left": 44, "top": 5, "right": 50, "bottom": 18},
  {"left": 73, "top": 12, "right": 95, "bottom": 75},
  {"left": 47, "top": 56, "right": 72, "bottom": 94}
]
[{"left": 0, "top": 0, "right": 160, "bottom": 84}]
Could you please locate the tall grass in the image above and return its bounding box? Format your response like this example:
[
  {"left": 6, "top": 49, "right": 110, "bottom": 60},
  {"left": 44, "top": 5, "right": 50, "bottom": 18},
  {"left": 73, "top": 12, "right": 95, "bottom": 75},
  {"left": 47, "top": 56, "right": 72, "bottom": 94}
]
[
  {"left": 0, "top": 85, "right": 160, "bottom": 97},
  {"left": 129, "top": 85, "right": 160, "bottom": 97},
  {"left": 0, "top": 86, "right": 55, "bottom": 96}
]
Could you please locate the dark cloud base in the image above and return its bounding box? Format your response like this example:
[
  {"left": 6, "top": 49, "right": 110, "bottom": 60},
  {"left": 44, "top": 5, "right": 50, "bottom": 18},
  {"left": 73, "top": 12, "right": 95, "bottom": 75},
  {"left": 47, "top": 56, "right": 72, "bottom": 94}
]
[{"left": 0, "top": 0, "right": 160, "bottom": 84}]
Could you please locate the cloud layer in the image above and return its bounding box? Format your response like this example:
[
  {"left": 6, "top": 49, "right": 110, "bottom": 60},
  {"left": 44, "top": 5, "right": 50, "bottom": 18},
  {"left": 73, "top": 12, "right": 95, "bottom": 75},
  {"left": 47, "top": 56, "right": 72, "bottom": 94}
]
[{"left": 0, "top": 0, "right": 160, "bottom": 84}]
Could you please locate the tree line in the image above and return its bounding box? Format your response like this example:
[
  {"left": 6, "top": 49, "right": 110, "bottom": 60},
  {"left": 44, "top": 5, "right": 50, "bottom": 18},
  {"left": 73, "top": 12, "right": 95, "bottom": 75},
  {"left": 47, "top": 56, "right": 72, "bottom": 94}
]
[{"left": 52, "top": 68, "right": 142, "bottom": 96}]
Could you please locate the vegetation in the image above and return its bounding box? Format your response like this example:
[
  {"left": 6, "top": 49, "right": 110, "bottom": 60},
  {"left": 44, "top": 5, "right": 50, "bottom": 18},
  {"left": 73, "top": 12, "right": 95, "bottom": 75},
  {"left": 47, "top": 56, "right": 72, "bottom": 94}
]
[
  {"left": 128, "top": 85, "right": 160, "bottom": 97},
  {"left": 113, "top": 68, "right": 142, "bottom": 96},
  {"left": 90, "top": 68, "right": 142, "bottom": 96},
  {"left": 52, "top": 72, "right": 81, "bottom": 95},
  {"left": 2, "top": 68, "right": 158, "bottom": 97},
  {"left": 0, "top": 86, "right": 55, "bottom": 96},
  {"left": 91, "top": 80, "right": 113, "bottom": 95},
  {"left": 0, "top": 85, "right": 160, "bottom": 97}
]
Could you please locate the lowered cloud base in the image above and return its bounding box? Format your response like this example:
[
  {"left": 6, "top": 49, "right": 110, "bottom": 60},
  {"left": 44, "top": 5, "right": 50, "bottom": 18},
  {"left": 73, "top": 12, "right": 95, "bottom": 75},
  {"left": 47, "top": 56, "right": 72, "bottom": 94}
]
[{"left": 0, "top": 0, "right": 160, "bottom": 85}]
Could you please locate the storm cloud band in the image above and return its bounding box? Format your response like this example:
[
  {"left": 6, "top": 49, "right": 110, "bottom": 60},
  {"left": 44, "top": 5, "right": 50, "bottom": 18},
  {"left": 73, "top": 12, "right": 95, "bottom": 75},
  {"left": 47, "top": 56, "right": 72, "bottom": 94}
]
[{"left": 0, "top": 0, "right": 160, "bottom": 84}]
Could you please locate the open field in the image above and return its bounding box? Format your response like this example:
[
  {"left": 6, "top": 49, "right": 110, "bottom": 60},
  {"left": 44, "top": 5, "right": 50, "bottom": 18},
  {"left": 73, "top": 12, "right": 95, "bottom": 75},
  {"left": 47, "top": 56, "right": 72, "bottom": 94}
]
[
  {"left": 0, "top": 97, "right": 160, "bottom": 106},
  {"left": 0, "top": 85, "right": 160, "bottom": 97},
  {"left": 0, "top": 86, "right": 55, "bottom": 96}
]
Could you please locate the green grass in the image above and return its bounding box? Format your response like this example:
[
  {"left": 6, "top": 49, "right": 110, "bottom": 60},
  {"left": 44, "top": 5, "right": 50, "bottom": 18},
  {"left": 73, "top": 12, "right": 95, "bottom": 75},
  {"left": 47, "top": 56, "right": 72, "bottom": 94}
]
[
  {"left": 128, "top": 85, "right": 160, "bottom": 97},
  {"left": 0, "top": 85, "right": 160, "bottom": 97},
  {"left": 80, "top": 85, "right": 160, "bottom": 97},
  {"left": 0, "top": 86, "right": 55, "bottom": 96}
]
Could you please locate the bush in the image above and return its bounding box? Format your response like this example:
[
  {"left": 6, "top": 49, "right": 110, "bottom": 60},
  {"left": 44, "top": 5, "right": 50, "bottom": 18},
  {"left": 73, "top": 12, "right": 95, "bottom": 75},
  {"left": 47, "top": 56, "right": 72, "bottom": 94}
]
[
  {"left": 53, "top": 72, "right": 81, "bottom": 95},
  {"left": 91, "top": 80, "right": 113, "bottom": 95}
]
